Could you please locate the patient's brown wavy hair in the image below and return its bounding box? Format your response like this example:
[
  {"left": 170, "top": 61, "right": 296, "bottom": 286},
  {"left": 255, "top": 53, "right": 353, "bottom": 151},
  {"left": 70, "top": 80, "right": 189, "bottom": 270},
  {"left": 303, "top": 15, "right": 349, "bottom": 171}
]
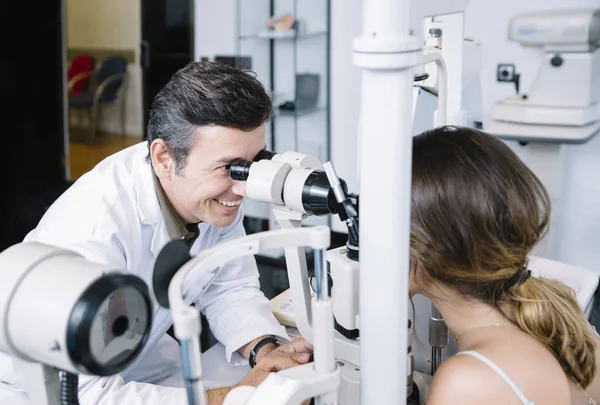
[{"left": 410, "top": 126, "right": 596, "bottom": 388}]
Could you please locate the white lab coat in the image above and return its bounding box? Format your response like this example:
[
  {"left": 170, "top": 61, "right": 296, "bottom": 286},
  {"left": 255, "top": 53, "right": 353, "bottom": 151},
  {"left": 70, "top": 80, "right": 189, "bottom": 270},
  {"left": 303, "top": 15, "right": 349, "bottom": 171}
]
[{"left": 0, "top": 142, "right": 288, "bottom": 404}]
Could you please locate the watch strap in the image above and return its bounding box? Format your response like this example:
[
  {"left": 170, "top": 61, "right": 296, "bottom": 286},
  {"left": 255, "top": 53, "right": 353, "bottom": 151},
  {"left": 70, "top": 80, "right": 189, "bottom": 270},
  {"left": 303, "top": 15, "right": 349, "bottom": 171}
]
[{"left": 249, "top": 335, "right": 281, "bottom": 368}]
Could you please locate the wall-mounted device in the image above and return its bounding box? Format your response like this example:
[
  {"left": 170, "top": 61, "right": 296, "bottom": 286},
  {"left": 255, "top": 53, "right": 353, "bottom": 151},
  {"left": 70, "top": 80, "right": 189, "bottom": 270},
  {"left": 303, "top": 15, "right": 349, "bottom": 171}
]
[
  {"left": 489, "top": 8, "right": 600, "bottom": 143},
  {"left": 496, "top": 63, "right": 521, "bottom": 94},
  {"left": 487, "top": 8, "right": 600, "bottom": 260}
]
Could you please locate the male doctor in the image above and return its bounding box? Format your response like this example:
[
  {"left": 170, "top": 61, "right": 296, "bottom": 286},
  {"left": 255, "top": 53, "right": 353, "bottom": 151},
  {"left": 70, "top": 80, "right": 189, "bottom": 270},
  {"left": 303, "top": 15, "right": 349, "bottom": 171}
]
[{"left": 4, "top": 61, "right": 312, "bottom": 404}]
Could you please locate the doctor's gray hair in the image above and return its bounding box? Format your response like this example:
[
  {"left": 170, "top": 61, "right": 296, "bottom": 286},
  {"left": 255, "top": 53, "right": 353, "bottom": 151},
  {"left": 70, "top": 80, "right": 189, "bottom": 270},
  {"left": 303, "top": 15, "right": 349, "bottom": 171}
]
[{"left": 146, "top": 61, "right": 273, "bottom": 173}]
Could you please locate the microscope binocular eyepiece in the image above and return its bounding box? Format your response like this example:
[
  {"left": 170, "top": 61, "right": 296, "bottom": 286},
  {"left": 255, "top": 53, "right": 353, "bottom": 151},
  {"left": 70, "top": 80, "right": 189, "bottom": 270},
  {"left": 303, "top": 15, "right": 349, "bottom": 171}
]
[
  {"left": 229, "top": 159, "right": 253, "bottom": 181},
  {"left": 253, "top": 149, "right": 277, "bottom": 161},
  {"left": 228, "top": 153, "right": 343, "bottom": 216},
  {"left": 228, "top": 149, "right": 279, "bottom": 181}
]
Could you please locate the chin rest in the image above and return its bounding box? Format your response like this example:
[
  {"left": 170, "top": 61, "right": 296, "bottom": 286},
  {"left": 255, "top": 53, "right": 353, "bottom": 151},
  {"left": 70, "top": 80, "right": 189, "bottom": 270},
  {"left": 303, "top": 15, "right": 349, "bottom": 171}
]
[{"left": 528, "top": 256, "right": 599, "bottom": 317}]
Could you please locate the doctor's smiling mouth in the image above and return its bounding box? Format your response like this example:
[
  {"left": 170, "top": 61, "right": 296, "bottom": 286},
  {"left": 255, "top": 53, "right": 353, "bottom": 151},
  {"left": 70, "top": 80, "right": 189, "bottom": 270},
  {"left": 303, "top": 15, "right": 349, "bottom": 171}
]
[{"left": 214, "top": 197, "right": 243, "bottom": 214}]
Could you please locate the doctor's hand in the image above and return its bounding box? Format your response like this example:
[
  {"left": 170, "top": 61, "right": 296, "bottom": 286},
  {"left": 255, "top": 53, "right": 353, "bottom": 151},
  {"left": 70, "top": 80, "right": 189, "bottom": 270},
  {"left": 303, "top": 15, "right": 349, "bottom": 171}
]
[
  {"left": 264, "top": 338, "right": 313, "bottom": 363},
  {"left": 237, "top": 338, "right": 313, "bottom": 388}
]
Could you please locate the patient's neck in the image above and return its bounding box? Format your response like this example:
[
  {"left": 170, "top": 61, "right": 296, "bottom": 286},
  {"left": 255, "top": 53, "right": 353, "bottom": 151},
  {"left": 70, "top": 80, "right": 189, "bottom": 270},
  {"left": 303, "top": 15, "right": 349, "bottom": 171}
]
[{"left": 425, "top": 287, "right": 512, "bottom": 346}]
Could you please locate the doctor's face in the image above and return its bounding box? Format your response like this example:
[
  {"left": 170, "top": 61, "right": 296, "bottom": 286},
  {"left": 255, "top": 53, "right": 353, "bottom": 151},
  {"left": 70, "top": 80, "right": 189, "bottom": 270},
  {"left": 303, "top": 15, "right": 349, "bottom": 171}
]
[{"left": 155, "top": 124, "right": 266, "bottom": 227}]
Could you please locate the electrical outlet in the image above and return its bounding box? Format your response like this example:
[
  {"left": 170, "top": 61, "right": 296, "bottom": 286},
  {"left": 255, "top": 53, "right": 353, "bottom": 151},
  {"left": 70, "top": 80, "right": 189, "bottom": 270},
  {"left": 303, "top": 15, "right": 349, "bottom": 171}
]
[{"left": 497, "top": 64, "right": 516, "bottom": 82}]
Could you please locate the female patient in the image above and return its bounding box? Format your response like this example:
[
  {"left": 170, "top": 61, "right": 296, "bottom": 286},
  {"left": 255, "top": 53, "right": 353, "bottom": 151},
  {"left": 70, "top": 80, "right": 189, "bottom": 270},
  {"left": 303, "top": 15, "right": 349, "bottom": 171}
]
[{"left": 410, "top": 126, "right": 600, "bottom": 405}]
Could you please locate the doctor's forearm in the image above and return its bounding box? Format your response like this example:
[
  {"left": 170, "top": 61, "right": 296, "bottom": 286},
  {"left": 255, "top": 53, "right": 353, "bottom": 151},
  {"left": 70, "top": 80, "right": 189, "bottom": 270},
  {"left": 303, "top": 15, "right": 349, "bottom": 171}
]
[
  {"left": 206, "top": 387, "right": 234, "bottom": 405},
  {"left": 238, "top": 335, "right": 278, "bottom": 361}
]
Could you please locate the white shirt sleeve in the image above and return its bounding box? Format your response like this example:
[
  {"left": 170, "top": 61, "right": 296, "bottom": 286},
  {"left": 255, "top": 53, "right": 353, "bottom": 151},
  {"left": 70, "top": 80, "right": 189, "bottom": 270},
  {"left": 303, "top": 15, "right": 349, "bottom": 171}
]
[
  {"left": 78, "top": 374, "right": 188, "bottom": 405},
  {"left": 193, "top": 208, "right": 289, "bottom": 366}
]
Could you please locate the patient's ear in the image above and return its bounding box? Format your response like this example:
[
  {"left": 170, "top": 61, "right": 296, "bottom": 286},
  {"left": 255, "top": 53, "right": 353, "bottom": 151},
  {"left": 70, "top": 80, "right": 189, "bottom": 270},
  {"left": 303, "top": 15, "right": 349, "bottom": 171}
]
[{"left": 409, "top": 259, "right": 421, "bottom": 295}]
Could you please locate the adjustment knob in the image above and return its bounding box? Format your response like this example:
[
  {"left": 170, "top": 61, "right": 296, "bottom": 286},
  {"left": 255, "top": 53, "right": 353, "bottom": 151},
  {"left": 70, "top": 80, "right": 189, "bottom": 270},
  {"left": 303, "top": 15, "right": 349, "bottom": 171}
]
[{"left": 550, "top": 54, "right": 563, "bottom": 67}]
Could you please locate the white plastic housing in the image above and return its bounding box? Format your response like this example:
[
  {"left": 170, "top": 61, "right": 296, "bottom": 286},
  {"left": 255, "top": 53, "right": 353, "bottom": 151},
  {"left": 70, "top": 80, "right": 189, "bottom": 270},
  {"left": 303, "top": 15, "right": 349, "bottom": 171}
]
[
  {"left": 327, "top": 247, "right": 360, "bottom": 331},
  {"left": 509, "top": 9, "right": 600, "bottom": 51},
  {"left": 273, "top": 209, "right": 316, "bottom": 344},
  {"left": 282, "top": 167, "right": 317, "bottom": 214},
  {"left": 272, "top": 151, "right": 324, "bottom": 169},
  {"left": 312, "top": 297, "right": 336, "bottom": 375},
  {"left": 0, "top": 242, "right": 121, "bottom": 374},
  {"left": 410, "top": 0, "right": 470, "bottom": 21},
  {"left": 538, "top": 50, "right": 600, "bottom": 108},
  {"left": 492, "top": 99, "right": 600, "bottom": 127},
  {"left": 0, "top": 242, "right": 66, "bottom": 352},
  {"left": 229, "top": 363, "right": 340, "bottom": 405},
  {"left": 492, "top": 50, "right": 600, "bottom": 126},
  {"left": 168, "top": 226, "right": 334, "bottom": 405},
  {"left": 169, "top": 226, "right": 331, "bottom": 330},
  {"left": 246, "top": 160, "right": 291, "bottom": 205},
  {"left": 353, "top": 0, "right": 424, "bottom": 402}
]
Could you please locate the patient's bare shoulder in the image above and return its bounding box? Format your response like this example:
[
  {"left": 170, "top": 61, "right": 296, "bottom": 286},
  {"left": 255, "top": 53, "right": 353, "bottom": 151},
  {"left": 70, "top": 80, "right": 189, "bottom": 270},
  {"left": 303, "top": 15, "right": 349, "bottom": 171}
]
[{"left": 426, "top": 353, "right": 516, "bottom": 405}]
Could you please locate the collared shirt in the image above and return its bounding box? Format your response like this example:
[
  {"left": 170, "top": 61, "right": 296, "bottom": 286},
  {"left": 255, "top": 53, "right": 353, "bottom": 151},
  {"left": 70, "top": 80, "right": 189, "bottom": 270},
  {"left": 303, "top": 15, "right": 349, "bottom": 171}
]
[
  {"left": 21, "top": 143, "right": 289, "bottom": 398},
  {"left": 152, "top": 168, "right": 200, "bottom": 247}
]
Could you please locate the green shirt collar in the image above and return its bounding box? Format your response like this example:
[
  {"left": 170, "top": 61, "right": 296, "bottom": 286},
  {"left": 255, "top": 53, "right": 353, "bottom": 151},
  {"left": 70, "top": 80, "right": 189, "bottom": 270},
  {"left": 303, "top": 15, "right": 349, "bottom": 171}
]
[{"left": 152, "top": 168, "right": 199, "bottom": 245}]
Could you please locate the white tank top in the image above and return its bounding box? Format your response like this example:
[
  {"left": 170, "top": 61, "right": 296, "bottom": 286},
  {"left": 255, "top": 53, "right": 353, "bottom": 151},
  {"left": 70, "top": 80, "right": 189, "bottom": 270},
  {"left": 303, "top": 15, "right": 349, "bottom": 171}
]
[
  {"left": 456, "top": 350, "right": 535, "bottom": 405},
  {"left": 456, "top": 324, "right": 600, "bottom": 405}
]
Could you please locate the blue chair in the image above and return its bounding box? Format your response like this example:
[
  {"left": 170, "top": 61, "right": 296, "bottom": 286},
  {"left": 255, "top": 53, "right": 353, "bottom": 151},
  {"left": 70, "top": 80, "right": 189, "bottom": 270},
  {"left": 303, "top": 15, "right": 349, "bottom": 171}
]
[{"left": 69, "top": 56, "right": 128, "bottom": 144}]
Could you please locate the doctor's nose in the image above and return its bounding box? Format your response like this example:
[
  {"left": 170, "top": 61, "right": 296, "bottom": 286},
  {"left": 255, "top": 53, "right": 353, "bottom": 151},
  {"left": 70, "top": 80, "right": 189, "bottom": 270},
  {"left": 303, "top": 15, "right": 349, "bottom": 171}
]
[{"left": 230, "top": 180, "right": 248, "bottom": 198}]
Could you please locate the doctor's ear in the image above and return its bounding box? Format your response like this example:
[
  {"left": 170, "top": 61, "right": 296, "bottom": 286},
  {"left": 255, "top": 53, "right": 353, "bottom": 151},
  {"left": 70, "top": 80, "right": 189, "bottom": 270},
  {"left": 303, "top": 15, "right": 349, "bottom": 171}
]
[{"left": 150, "top": 139, "right": 175, "bottom": 177}]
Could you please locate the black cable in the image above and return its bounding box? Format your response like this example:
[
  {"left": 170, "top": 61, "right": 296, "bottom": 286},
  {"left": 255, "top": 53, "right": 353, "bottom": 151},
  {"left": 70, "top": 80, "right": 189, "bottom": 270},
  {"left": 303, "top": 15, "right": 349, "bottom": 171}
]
[
  {"left": 415, "top": 84, "right": 438, "bottom": 97},
  {"left": 59, "top": 371, "right": 79, "bottom": 405}
]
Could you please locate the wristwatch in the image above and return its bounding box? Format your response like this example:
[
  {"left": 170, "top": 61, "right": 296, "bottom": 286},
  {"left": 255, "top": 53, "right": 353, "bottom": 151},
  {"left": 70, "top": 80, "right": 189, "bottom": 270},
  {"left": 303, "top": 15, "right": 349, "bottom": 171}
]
[{"left": 249, "top": 335, "right": 281, "bottom": 368}]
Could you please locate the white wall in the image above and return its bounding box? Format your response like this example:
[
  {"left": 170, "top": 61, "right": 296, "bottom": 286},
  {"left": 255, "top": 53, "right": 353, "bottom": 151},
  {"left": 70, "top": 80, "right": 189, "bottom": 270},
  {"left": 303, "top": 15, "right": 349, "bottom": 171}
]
[
  {"left": 468, "top": 0, "right": 600, "bottom": 272},
  {"left": 67, "top": 0, "right": 139, "bottom": 49},
  {"left": 194, "top": 1, "right": 600, "bottom": 270},
  {"left": 194, "top": 0, "right": 239, "bottom": 59},
  {"left": 194, "top": 0, "right": 268, "bottom": 222},
  {"left": 189, "top": 0, "right": 600, "bottom": 374},
  {"left": 195, "top": 1, "right": 332, "bottom": 225},
  {"left": 329, "top": 0, "right": 600, "bottom": 272},
  {"left": 330, "top": 0, "right": 362, "bottom": 195},
  {"left": 66, "top": 0, "right": 143, "bottom": 136}
]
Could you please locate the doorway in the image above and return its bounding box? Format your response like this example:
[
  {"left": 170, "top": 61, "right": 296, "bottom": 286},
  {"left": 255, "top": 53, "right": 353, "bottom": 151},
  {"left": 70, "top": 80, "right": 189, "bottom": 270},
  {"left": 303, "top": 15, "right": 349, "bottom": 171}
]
[
  {"left": 141, "top": 0, "right": 195, "bottom": 137},
  {"left": 64, "top": 0, "right": 145, "bottom": 180},
  {"left": 64, "top": 0, "right": 194, "bottom": 181}
]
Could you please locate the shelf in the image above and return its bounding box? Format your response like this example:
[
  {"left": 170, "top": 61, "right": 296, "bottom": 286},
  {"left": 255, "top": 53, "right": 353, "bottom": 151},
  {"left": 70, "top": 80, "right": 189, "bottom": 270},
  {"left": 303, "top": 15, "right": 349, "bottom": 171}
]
[
  {"left": 269, "top": 92, "right": 287, "bottom": 104},
  {"left": 271, "top": 93, "right": 327, "bottom": 117},
  {"left": 236, "top": 0, "right": 331, "bottom": 164},
  {"left": 239, "top": 30, "right": 327, "bottom": 40},
  {"left": 275, "top": 105, "right": 327, "bottom": 117}
]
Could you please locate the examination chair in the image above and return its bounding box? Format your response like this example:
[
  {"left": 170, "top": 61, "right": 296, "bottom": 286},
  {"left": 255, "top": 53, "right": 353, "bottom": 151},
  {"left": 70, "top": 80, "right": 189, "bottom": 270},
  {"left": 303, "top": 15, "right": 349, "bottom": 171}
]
[
  {"left": 529, "top": 256, "right": 599, "bottom": 318},
  {"left": 68, "top": 55, "right": 128, "bottom": 144}
]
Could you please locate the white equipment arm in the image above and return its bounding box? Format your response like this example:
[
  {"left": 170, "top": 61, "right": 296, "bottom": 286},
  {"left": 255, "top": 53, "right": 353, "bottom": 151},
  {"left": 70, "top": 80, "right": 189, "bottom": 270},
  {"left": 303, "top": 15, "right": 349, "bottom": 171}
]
[
  {"left": 353, "top": 0, "right": 421, "bottom": 403},
  {"left": 167, "top": 226, "right": 339, "bottom": 405}
]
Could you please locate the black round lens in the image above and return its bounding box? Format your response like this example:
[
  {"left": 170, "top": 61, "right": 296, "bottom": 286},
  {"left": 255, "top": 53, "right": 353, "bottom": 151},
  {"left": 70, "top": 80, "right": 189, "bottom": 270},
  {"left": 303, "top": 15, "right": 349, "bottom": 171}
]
[
  {"left": 112, "top": 316, "right": 129, "bottom": 337},
  {"left": 229, "top": 159, "right": 253, "bottom": 181}
]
